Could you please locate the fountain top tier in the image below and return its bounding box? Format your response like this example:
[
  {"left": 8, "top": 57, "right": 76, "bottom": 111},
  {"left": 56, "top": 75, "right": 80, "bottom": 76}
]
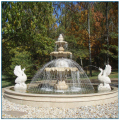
[{"left": 50, "top": 34, "right": 72, "bottom": 58}]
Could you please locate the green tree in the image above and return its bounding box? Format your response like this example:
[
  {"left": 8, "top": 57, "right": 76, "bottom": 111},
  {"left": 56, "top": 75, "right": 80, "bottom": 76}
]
[
  {"left": 2, "top": 2, "right": 55, "bottom": 77},
  {"left": 54, "top": 2, "right": 118, "bottom": 69}
]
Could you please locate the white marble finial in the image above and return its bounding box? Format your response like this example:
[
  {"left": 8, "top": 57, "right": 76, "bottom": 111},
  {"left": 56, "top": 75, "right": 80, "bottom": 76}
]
[{"left": 58, "top": 34, "right": 63, "bottom": 41}]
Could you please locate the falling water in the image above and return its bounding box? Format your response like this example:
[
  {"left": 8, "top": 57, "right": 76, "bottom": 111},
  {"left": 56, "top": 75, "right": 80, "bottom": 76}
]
[
  {"left": 77, "top": 71, "right": 80, "bottom": 81},
  {"left": 70, "top": 54, "right": 72, "bottom": 59},
  {"left": 27, "top": 58, "right": 94, "bottom": 94},
  {"left": 50, "top": 55, "right": 52, "bottom": 61},
  {"left": 64, "top": 43, "right": 68, "bottom": 51}
]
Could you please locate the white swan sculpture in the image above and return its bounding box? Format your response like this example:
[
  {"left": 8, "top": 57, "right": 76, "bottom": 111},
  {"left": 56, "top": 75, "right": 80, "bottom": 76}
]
[
  {"left": 98, "top": 65, "right": 112, "bottom": 91},
  {"left": 14, "top": 65, "right": 27, "bottom": 92}
]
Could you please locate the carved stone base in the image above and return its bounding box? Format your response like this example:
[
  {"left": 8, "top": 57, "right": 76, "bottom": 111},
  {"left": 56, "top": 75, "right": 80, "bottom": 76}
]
[
  {"left": 98, "top": 83, "right": 111, "bottom": 92},
  {"left": 14, "top": 83, "right": 27, "bottom": 93},
  {"left": 54, "top": 81, "right": 68, "bottom": 90}
]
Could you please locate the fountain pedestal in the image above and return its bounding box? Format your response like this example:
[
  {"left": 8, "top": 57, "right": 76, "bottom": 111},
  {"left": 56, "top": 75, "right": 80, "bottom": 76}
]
[{"left": 54, "top": 81, "right": 68, "bottom": 90}]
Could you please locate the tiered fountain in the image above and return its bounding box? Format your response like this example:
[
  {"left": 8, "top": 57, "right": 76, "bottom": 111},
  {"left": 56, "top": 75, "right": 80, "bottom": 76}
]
[
  {"left": 27, "top": 34, "right": 94, "bottom": 94},
  {"left": 4, "top": 34, "right": 118, "bottom": 108},
  {"left": 45, "top": 34, "right": 73, "bottom": 90}
]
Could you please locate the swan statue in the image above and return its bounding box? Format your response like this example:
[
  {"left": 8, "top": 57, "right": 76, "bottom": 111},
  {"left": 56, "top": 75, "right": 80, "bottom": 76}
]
[
  {"left": 14, "top": 65, "right": 27, "bottom": 92},
  {"left": 98, "top": 64, "right": 112, "bottom": 91}
]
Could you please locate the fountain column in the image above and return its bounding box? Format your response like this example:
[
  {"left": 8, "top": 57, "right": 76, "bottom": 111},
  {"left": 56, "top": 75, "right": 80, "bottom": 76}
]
[{"left": 45, "top": 34, "right": 80, "bottom": 90}]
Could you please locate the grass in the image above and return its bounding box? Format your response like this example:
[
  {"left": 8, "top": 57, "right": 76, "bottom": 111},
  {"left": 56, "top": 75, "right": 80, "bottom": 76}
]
[
  {"left": 2, "top": 75, "right": 32, "bottom": 88},
  {"left": 2, "top": 80, "right": 14, "bottom": 88},
  {"left": 2, "top": 69, "right": 118, "bottom": 88},
  {"left": 88, "top": 69, "right": 118, "bottom": 80},
  {"left": 2, "top": 75, "right": 15, "bottom": 88}
]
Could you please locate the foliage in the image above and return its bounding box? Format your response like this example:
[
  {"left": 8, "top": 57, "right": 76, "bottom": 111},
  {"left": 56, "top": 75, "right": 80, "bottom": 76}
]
[
  {"left": 2, "top": 2, "right": 55, "bottom": 77},
  {"left": 2, "top": 2, "right": 118, "bottom": 78},
  {"left": 54, "top": 2, "right": 118, "bottom": 68}
]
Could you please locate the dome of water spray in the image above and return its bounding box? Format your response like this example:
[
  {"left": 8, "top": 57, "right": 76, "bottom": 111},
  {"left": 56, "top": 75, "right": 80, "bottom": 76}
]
[{"left": 27, "top": 58, "right": 94, "bottom": 94}]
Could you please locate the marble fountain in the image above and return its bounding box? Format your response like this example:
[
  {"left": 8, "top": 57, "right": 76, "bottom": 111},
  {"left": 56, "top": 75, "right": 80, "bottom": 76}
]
[{"left": 4, "top": 34, "right": 118, "bottom": 108}]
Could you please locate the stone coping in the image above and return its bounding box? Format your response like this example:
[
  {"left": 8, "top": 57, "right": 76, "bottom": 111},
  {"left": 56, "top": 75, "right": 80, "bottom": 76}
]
[
  {"left": 4, "top": 86, "right": 118, "bottom": 97},
  {"left": 3, "top": 85, "right": 118, "bottom": 108}
]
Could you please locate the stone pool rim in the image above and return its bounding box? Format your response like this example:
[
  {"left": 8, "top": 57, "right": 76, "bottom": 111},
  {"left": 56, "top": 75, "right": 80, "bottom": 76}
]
[{"left": 3, "top": 86, "right": 118, "bottom": 108}]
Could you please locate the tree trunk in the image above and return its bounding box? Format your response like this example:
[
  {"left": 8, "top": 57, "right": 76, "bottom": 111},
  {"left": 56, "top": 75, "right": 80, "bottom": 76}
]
[
  {"left": 87, "top": 3, "right": 92, "bottom": 77},
  {"left": 80, "top": 57, "right": 83, "bottom": 68},
  {"left": 106, "top": 2, "right": 109, "bottom": 64},
  {"left": 65, "top": 4, "right": 67, "bottom": 30}
]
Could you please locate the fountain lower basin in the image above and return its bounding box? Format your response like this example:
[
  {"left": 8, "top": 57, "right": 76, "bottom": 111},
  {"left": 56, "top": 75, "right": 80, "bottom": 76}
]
[{"left": 4, "top": 85, "right": 118, "bottom": 108}]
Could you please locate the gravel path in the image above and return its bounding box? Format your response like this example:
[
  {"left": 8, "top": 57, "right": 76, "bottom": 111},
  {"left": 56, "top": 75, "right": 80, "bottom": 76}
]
[{"left": 2, "top": 93, "right": 118, "bottom": 119}]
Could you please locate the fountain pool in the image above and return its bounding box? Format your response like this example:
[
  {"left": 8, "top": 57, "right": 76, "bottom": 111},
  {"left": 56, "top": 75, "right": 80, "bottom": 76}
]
[{"left": 4, "top": 85, "right": 118, "bottom": 108}]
